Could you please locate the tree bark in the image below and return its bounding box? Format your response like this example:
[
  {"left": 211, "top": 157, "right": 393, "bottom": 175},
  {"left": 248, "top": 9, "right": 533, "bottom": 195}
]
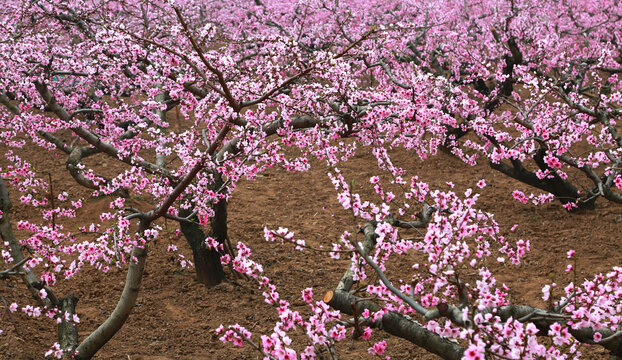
[
  {"left": 0, "top": 179, "right": 55, "bottom": 308},
  {"left": 489, "top": 157, "right": 596, "bottom": 209},
  {"left": 74, "top": 243, "right": 148, "bottom": 359},
  {"left": 0, "top": 179, "right": 79, "bottom": 353},
  {"left": 327, "top": 222, "right": 465, "bottom": 359},
  {"left": 336, "top": 222, "right": 377, "bottom": 293},
  {"left": 58, "top": 294, "right": 79, "bottom": 351},
  {"left": 179, "top": 207, "right": 226, "bottom": 287},
  {"left": 325, "top": 290, "right": 465, "bottom": 360},
  {"left": 178, "top": 175, "right": 227, "bottom": 287}
]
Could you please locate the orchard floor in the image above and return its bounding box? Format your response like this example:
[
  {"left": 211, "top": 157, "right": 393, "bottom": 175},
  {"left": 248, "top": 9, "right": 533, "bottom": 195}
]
[{"left": 1, "top": 140, "right": 621, "bottom": 359}]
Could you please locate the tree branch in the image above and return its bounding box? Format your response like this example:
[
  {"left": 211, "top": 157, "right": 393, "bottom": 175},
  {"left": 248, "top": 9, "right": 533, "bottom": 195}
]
[{"left": 325, "top": 290, "right": 465, "bottom": 360}]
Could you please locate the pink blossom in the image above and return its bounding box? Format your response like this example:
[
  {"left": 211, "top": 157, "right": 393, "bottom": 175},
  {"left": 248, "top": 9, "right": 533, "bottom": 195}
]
[
  {"left": 463, "top": 345, "right": 484, "bottom": 360},
  {"left": 368, "top": 340, "right": 387, "bottom": 355},
  {"left": 542, "top": 285, "right": 551, "bottom": 301}
]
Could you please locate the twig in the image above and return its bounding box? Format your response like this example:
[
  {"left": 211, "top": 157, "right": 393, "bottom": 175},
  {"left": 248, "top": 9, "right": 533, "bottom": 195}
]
[
  {"left": 351, "top": 239, "right": 430, "bottom": 316},
  {"left": 0, "top": 295, "right": 20, "bottom": 336},
  {"left": 0, "top": 257, "right": 30, "bottom": 279}
]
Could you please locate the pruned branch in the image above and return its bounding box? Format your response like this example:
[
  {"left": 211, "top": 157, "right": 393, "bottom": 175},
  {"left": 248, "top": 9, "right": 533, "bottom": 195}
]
[
  {"left": 336, "top": 222, "right": 377, "bottom": 293},
  {"left": 325, "top": 290, "right": 465, "bottom": 360}
]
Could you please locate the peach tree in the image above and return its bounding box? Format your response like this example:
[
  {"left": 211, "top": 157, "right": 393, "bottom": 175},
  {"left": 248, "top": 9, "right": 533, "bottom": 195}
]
[{"left": 0, "top": 0, "right": 621, "bottom": 359}]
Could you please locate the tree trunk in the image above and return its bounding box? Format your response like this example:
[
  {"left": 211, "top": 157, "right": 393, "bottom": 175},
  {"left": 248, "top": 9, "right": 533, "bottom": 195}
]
[
  {"left": 58, "top": 294, "right": 79, "bottom": 351},
  {"left": 178, "top": 177, "right": 227, "bottom": 287},
  {"left": 1, "top": 178, "right": 80, "bottom": 356},
  {"left": 74, "top": 243, "right": 148, "bottom": 359}
]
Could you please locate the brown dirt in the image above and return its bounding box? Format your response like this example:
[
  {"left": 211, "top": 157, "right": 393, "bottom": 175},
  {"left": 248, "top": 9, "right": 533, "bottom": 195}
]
[{"left": 1, "top": 138, "right": 621, "bottom": 359}]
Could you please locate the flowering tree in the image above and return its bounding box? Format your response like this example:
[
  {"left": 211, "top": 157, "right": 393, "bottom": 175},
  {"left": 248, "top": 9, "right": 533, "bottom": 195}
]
[
  {"left": 1, "top": 0, "right": 622, "bottom": 359},
  {"left": 361, "top": 0, "right": 622, "bottom": 210}
]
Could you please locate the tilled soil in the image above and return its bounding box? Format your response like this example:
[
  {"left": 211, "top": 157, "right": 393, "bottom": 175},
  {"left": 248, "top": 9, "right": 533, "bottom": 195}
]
[{"left": 1, "top": 141, "right": 621, "bottom": 359}]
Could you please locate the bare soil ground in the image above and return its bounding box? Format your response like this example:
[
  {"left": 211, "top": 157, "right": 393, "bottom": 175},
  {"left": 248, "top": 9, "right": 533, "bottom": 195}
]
[{"left": 1, "top": 138, "right": 621, "bottom": 359}]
